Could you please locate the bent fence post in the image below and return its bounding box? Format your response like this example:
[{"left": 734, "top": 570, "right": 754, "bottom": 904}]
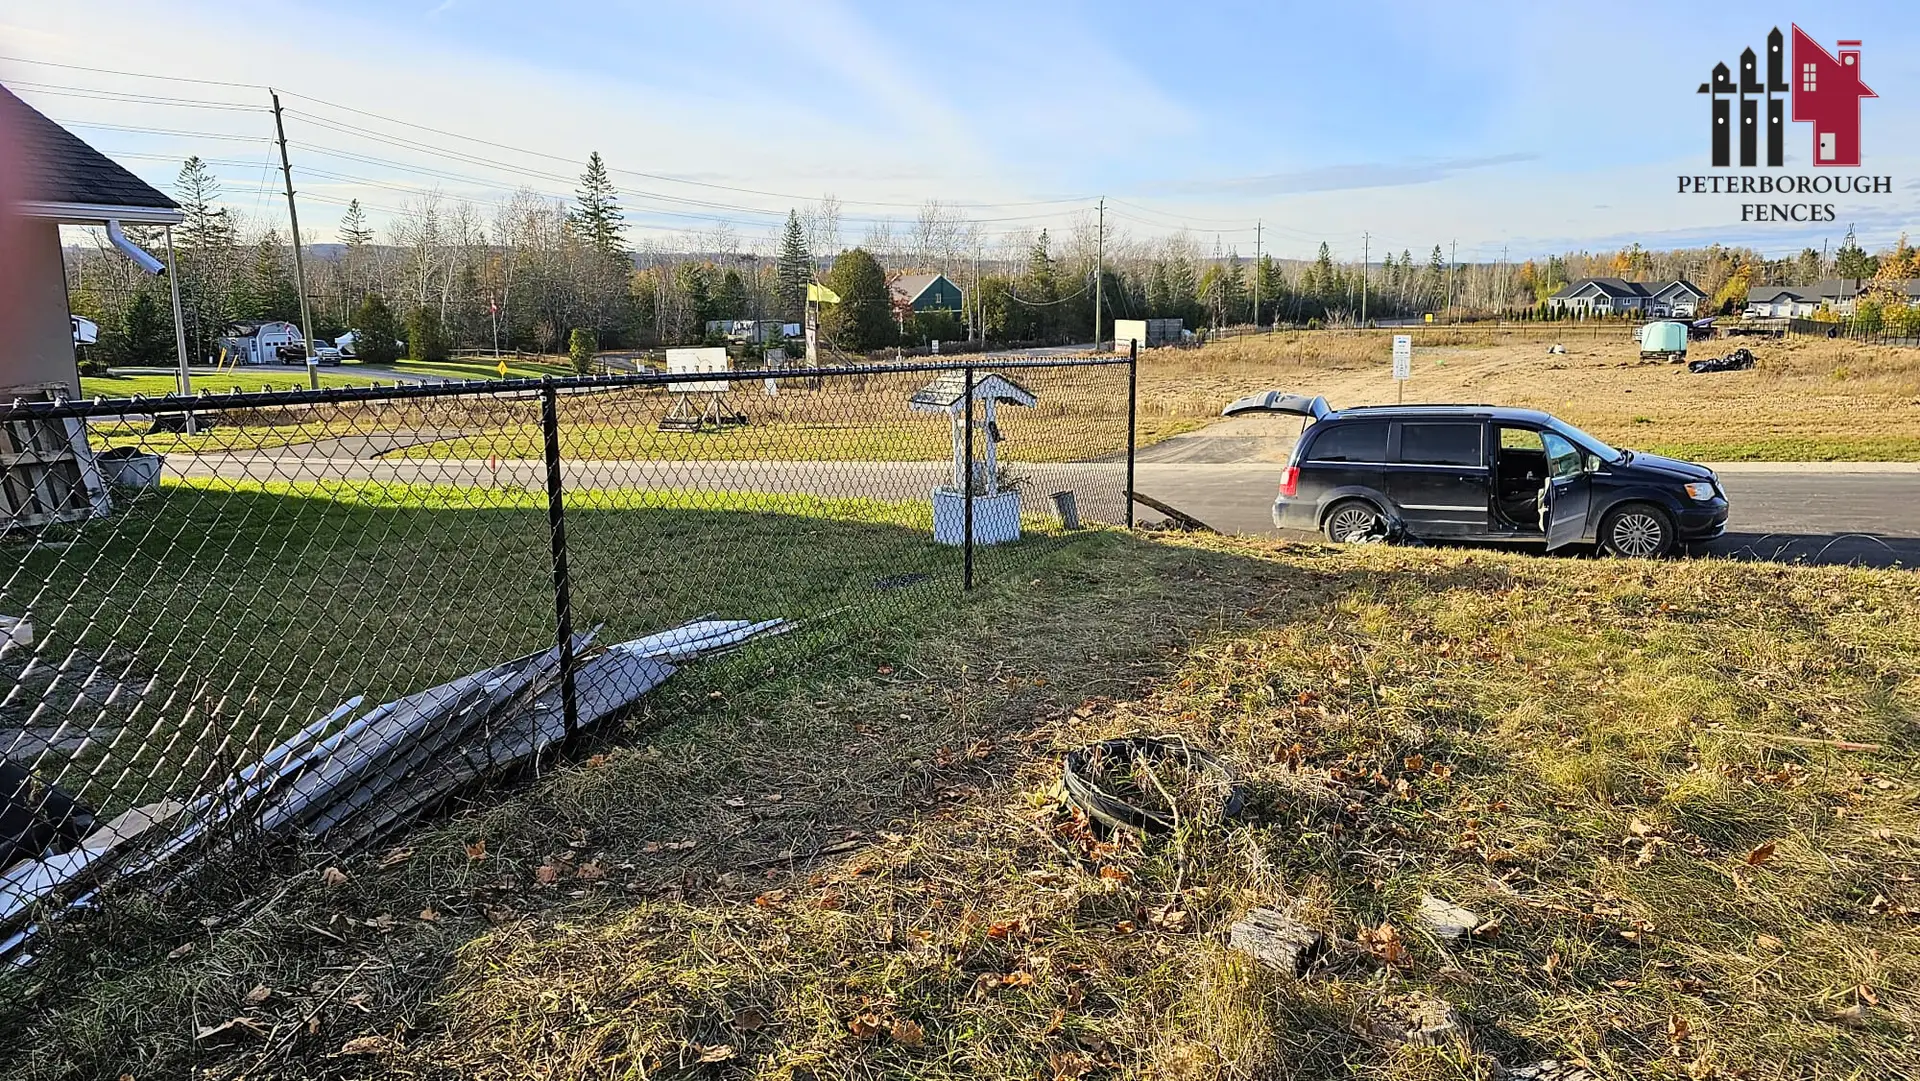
[{"left": 540, "top": 378, "right": 579, "bottom": 739}]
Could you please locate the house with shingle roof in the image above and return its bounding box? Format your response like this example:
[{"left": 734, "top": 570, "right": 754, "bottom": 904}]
[
  {"left": 1548, "top": 278, "right": 1708, "bottom": 318},
  {"left": 1, "top": 83, "right": 181, "bottom": 395}
]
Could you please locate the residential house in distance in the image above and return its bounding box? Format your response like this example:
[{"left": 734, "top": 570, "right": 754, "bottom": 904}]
[
  {"left": 217, "top": 321, "right": 303, "bottom": 365},
  {"left": 889, "top": 273, "right": 964, "bottom": 319},
  {"left": 1548, "top": 278, "right": 1708, "bottom": 318},
  {"left": 1745, "top": 278, "right": 1920, "bottom": 318}
]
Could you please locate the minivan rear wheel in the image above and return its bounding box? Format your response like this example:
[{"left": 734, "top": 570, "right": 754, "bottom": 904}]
[
  {"left": 1599, "top": 503, "right": 1675, "bottom": 558},
  {"left": 1323, "top": 499, "right": 1385, "bottom": 544}
]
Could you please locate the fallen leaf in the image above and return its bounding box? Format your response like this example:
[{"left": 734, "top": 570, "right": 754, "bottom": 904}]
[
  {"left": 815, "top": 890, "right": 845, "bottom": 911},
  {"left": 586, "top": 753, "right": 608, "bottom": 768},
  {"left": 890, "top": 1019, "right": 926, "bottom": 1047},
  {"left": 534, "top": 863, "right": 560, "bottom": 885},
  {"left": 482, "top": 904, "right": 516, "bottom": 926},
  {"left": 1668, "top": 1015, "right": 1691, "bottom": 1043},
  {"left": 195, "top": 1016, "right": 268, "bottom": 1042},
  {"left": 1112, "top": 919, "right": 1136, "bottom": 934},
  {"left": 1745, "top": 841, "right": 1777, "bottom": 866},
  {"left": 754, "top": 890, "right": 789, "bottom": 907},
  {"left": 418, "top": 906, "right": 440, "bottom": 923},
  {"left": 1045, "top": 1005, "right": 1065, "bottom": 1035},
  {"left": 1755, "top": 933, "right": 1784, "bottom": 951},
  {"left": 1002, "top": 970, "right": 1035, "bottom": 987},
  {"left": 1856, "top": 984, "right": 1880, "bottom": 1006},
  {"left": 1628, "top": 818, "right": 1655, "bottom": 837},
  {"left": 697, "top": 1043, "right": 736, "bottom": 1063},
  {"left": 464, "top": 839, "right": 487, "bottom": 861},
  {"left": 575, "top": 860, "right": 607, "bottom": 881},
  {"left": 847, "top": 1013, "right": 883, "bottom": 1039},
  {"left": 731, "top": 1008, "right": 767, "bottom": 1032},
  {"left": 244, "top": 983, "right": 272, "bottom": 1004},
  {"left": 321, "top": 866, "right": 350, "bottom": 888},
  {"left": 1097, "top": 865, "right": 1132, "bottom": 883},
  {"left": 378, "top": 846, "right": 413, "bottom": 868},
  {"left": 166, "top": 942, "right": 195, "bottom": 960},
  {"left": 1358, "top": 922, "right": 1411, "bottom": 966},
  {"left": 338, "top": 1034, "right": 399, "bottom": 1056}
]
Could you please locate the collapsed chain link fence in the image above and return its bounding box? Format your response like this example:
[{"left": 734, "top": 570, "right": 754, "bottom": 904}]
[{"left": 0, "top": 354, "right": 1134, "bottom": 970}]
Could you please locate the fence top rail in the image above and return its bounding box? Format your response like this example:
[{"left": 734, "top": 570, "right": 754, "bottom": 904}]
[{"left": 3, "top": 354, "right": 1129, "bottom": 422}]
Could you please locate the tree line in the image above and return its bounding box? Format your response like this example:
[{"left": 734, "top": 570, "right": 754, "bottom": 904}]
[{"left": 62, "top": 155, "right": 1920, "bottom": 368}]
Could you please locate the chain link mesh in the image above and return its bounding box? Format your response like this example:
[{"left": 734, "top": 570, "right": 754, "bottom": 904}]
[{"left": 0, "top": 356, "right": 1132, "bottom": 968}]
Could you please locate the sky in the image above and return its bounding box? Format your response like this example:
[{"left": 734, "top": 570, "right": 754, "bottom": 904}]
[{"left": 4, "top": 0, "right": 1919, "bottom": 264}]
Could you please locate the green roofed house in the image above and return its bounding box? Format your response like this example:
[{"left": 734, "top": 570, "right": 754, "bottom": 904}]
[{"left": 889, "top": 273, "right": 964, "bottom": 318}]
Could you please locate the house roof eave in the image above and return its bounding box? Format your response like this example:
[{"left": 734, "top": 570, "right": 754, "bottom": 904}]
[{"left": 16, "top": 200, "right": 186, "bottom": 225}]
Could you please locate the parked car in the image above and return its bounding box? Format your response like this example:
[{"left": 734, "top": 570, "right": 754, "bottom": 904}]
[
  {"left": 275, "top": 340, "right": 343, "bottom": 364},
  {"left": 1222, "top": 392, "right": 1729, "bottom": 557}
]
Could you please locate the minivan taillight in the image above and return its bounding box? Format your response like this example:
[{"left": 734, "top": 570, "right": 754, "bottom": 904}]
[{"left": 1278, "top": 465, "right": 1300, "bottom": 498}]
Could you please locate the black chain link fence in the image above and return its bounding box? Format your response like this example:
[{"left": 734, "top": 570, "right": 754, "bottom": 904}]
[{"left": 0, "top": 353, "right": 1134, "bottom": 967}]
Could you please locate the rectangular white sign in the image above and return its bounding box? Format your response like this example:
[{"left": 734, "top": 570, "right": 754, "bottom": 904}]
[
  {"left": 664, "top": 346, "right": 729, "bottom": 394},
  {"left": 1392, "top": 334, "right": 1412, "bottom": 381}
]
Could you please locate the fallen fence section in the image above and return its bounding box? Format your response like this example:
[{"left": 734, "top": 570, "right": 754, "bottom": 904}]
[{"left": 0, "top": 616, "right": 792, "bottom": 964}]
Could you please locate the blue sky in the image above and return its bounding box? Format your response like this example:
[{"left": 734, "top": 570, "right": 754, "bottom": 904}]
[{"left": 5, "top": 0, "right": 1918, "bottom": 262}]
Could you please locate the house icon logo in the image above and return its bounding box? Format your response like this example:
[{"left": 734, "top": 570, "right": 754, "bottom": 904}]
[{"left": 1699, "top": 25, "right": 1875, "bottom": 167}]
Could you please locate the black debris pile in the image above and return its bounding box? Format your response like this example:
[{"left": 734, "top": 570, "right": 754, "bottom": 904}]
[{"left": 1688, "top": 348, "right": 1756, "bottom": 374}]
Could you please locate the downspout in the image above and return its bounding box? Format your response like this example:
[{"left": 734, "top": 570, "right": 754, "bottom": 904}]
[{"left": 106, "top": 219, "right": 165, "bottom": 274}]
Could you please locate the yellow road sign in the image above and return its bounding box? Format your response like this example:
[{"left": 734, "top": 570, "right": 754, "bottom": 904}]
[{"left": 496, "top": 358, "right": 509, "bottom": 377}]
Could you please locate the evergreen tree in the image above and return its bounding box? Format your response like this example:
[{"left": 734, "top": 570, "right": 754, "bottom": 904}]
[
  {"left": 242, "top": 231, "right": 301, "bottom": 325},
  {"left": 1834, "top": 225, "right": 1876, "bottom": 286},
  {"left": 677, "top": 263, "right": 716, "bottom": 330},
  {"left": 352, "top": 294, "right": 402, "bottom": 365},
  {"left": 570, "top": 151, "right": 627, "bottom": 255},
  {"left": 405, "top": 305, "right": 450, "bottom": 362},
  {"left": 121, "top": 289, "right": 173, "bottom": 365},
  {"left": 715, "top": 268, "right": 748, "bottom": 320},
  {"left": 820, "top": 248, "right": 894, "bottom": 352},
  {"left": 173, "top": 156, "right": 237, "bottom": 362},
  {"left": 339, "top": 199, "right": 374, "bottom": 247},
  {"left": 1425, "top": 245, "right": 1448, "bottom": 309},
  {"left": 1146, "top": 261, "right": 1173, "bottom": 316},
  {"left": 775, "top": 210, "right": 813, "bottom": 319}
]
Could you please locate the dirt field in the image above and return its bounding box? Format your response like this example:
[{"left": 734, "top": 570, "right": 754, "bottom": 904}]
[{"left": 1138, "top": 329, "right": 1920, "bottom": 462}]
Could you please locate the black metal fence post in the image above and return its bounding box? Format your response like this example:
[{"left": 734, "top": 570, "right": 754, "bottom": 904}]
[
  {"left": 540, "top": 378, "right": 579, "bottom": 738},
  {"left": 1125, "top": 339, "right": 1138, "bottom": 529},
  {"left": 962, "top": 363, "right": 975, "bottom": 591}
]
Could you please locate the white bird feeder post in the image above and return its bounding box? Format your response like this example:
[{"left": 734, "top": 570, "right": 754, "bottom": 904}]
[{"left": 909, "top": 371, "right": 1036, "bottom": 546}]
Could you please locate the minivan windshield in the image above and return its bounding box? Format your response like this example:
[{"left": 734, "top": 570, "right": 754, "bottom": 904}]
[{"left": 1550, "top": 420, "right": 1626, "bottom": 463}]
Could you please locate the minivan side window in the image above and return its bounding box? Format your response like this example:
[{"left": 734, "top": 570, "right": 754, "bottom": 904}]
[
  {"left": 1397, "top": 422, "right": 1483, "bottom": 466},
  {"left": 1305, "top": 422, "right": 1388, "bottom": 463}
]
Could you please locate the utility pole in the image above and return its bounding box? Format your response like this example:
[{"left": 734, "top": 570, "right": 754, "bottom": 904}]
[
  {"left": 1093, "top": 197, "right": 1105, "bottom": 350},
  {"left": 1253, "top": 220, "right": 1262, "bottom": 330},
  {"left": 972, "top": 243, "right": 981, "bottom": 344},
  {"left": 1445, "top": 238, "right": 1458, "bottom": 325},
  {"left": 270, "top": 90, "right": 318, "bottom": 389},
  {"left": 1360, "top": 232, "right": 1370, "bottom": 328}
]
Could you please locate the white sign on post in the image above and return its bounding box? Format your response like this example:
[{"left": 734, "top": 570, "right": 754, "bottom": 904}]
[
  {"left": 1392, "top": 334, "right": 1412, "bottom": 381},
  {"left": 664, "top": 346, "right": 729, "bottom": 393}
]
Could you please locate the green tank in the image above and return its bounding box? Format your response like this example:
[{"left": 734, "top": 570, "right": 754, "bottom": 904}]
[{"left": 1638, "top": 320, "right": 1689, "bottom": 359}]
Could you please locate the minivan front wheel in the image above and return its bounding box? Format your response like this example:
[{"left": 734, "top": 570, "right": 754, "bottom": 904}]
[
  {"left": 1599, "top": 503, "right": 1675, "bottom": 558},
  {"left": 1323, "top": 499, "right": 1386, "bottom": 544}
]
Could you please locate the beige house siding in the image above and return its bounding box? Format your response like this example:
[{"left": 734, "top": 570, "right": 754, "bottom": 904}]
[{"left": 0, "top": 218, "right": 79, "bottom": 395}]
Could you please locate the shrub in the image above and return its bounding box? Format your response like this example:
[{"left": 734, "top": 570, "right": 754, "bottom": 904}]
[
  {"left": 568, "top": 328, "right": 597, "bottom": 375},
  {"left": 405, "top": 306, "right": 450, "bottom": 363},
  {"left": 351, "top": 295, "right": 403, "bottom": 365}
]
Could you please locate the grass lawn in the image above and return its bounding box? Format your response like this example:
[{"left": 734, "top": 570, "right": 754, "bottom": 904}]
[
  {"left": 1, "top": 479, "right": 980, "bottom": 818},
  {"left": 78, "top": 369, "right": 376, "bottom": 398},
  {"left": 1154, "top": 329, "right": 1920, "bottom": 462},
  {"left": 373, "top": 357, "right": 575, "bottom": 382},
  {"left": 11, "top": 532, "right": 1917, "bottom": 1080}
]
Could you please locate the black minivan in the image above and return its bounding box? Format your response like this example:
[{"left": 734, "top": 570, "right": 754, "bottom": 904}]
[{"left": 1222, "top": 391, "right": 1729, "bottom": 557}]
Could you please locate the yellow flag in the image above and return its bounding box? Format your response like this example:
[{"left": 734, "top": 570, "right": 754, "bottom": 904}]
[
  {"left": 496, "top": 358, "right": 509, "bottom": 377},
  {"left": 806, "top": 283, "right": 841, "bottom": 304}
]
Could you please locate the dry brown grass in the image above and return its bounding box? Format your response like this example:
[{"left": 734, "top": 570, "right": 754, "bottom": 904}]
[
  {"left": 1144, "top": 330, "right": 1920, "bottom": 460},
  {"left": 16, "top": 532, "right": 1918, "bottom": 1080}
]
